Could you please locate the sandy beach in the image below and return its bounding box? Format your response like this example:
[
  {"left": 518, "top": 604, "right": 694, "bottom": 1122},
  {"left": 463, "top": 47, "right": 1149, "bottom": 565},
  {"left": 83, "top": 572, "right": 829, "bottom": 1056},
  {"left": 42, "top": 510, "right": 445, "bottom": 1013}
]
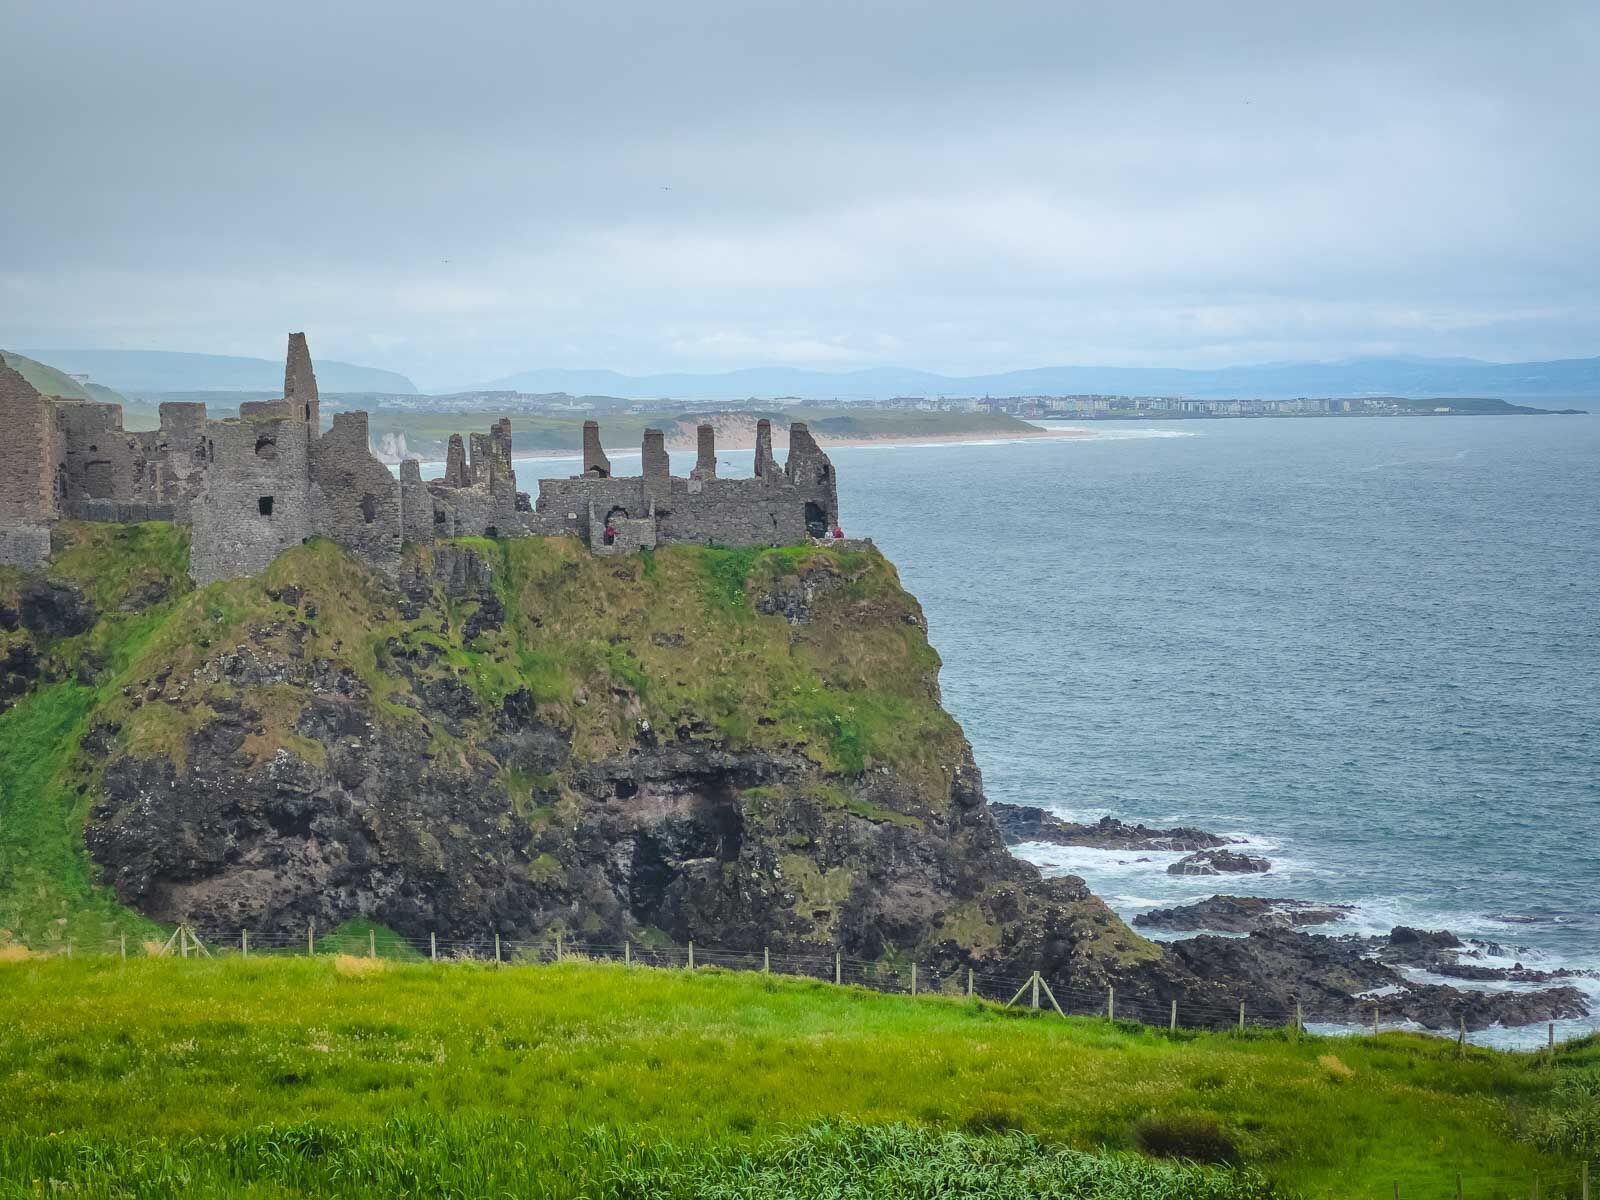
[{"left": 504, "top": 424, "right": 1093, "bottom": 461}]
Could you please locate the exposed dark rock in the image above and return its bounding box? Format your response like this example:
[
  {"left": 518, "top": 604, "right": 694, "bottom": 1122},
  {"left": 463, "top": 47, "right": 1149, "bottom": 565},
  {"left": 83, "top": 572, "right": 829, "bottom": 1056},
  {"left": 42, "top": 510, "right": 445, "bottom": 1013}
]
[
  {"left": 1135, "top": 895, "right": 1352, "bottom": 933},
  {"left": 1168, "top": 849, "right": 1271, "bottom": 875},
  {"left": 16, "top": 578, "right": 95, "bottom": 639},
  {"left": 752, "top": 556, "right": 858, "bottom": 624},
  {"left": 1160, "top": 927, "right": 1589, "bottom": 1030},
  {"left": 989, "top": 804, "right": 1238, "bottom": 851}
]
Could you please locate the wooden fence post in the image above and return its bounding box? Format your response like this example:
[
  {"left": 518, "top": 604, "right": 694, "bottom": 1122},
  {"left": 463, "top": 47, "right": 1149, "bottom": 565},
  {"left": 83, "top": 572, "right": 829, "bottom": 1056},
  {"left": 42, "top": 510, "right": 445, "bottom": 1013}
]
[
  {"left": 494, "top": 933, "right": 502, "bottom": 964},
  {"left": 430, "top": 932, "right": 437, "bottom": 962},
  {"left": 1392, "top": 1182, "right": 1400, "bottom": 1200},
  {"left": 1579, "top": 1159, "right": 1588, "bottom": 1200},
  {"left": 966, "top": 968, "right": 974, "bottom": 998},
  {"left": 119, "top": 933, "right": 127, "bottom": 962},
  {"left": 834, "top": 951, "right": 841, "bottom": 986},
  {"left": 307, "top": 921, "right": 314, "bottom": 957},
  {"left": 1238, "top": 1000, "right": 1245, "bottom": 1032},
  {"left": 369, "top": 929, "right": 376, "bottom": 959},
  {"left": 1548, "top": 1022, "right": 1555, "bottom": 1051},
  {"left": 911, "top": 963, "right": 917, "bottom": 996},
  {"left": 1169, "top": 998, "right": 1177, "bottom": 1032},
  {"left": 626, "top": 940, "right": 633, "bottom": 967},
  {"left": 1030, "top": 972, "right": 1040, "bottom": 1011},
  {"left": 1295, "top": 998, "right": 1303, "bottom": 1033},
  {"left": 242, "top": 930, "right": 249, "bottom": 958},
  {"left": 762, "top": 946, "right": 768, "bottom": 973},
  {"left": 1455, "top": 1172, "right": 1463, "bottom": 1200},
  {"left": 688, "top": 940, "right": 695, "bottom": 970},
  {"left": 1458, "top": 1016, "right": 1466, "bottom": 1051},
  {"left": 1106, "top": 985, "right": 1114, "bottom": 1021},
  {"left": 1372, "top": 1006, "right": 1379, "bottom": 1037},
  {"left": 179, "top": 927, "right": 188, "bottom": 959},
  {"left": 556, "top": 932, "right": 563, "bottom": 962}
]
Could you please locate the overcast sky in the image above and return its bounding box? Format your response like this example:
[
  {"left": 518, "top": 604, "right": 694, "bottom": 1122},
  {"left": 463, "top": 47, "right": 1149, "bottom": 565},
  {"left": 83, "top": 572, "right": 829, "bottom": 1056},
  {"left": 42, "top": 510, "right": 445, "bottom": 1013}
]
[{"left": 2, "top": 1, "right": 1597, "bottom": 388}]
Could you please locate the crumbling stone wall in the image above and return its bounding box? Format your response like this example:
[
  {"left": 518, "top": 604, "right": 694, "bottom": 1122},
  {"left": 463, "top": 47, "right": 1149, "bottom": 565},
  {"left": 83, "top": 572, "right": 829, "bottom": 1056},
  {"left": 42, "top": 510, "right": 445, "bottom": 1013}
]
[
  {"left": 309, "top": 411, "right": 401, "bottom": 576},
  {"left": 190, "top": 414, "right": 312, "bottom": 586},
  {"left": 283, "top": 332, "right": 320, "bottom": 441},
  {"left": 0, "top": 363, "right": 60, "bottom": 542},
  {"left": 2, "top": 333, "right": 844, "bottom": 580},
  {"left": 531, "top": 420, "right": 840, "bottom": 551},
  {"left": 53, "top": 400, "right": 209, "bottom": 524}
]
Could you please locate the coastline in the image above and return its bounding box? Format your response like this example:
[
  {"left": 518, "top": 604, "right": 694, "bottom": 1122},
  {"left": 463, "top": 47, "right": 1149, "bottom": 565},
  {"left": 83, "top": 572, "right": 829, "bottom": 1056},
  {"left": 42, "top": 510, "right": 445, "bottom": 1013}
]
[{"left": 502, "top": 425, "right": 1094, "bottom": 461}]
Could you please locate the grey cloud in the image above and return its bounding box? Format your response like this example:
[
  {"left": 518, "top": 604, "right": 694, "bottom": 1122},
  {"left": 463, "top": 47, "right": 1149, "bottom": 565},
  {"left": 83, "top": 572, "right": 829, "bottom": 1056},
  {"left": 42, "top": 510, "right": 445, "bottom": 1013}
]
[{"left": 2, "top": 0, "right": 1596, "bottom": 386}]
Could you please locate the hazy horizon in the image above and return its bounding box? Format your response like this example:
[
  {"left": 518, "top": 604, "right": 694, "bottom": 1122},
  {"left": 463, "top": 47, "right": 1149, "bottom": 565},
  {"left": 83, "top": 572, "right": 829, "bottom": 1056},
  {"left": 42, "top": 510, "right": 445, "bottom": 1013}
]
[{"left": 3, "top": 0, "right": 1597, "bottom": 390}]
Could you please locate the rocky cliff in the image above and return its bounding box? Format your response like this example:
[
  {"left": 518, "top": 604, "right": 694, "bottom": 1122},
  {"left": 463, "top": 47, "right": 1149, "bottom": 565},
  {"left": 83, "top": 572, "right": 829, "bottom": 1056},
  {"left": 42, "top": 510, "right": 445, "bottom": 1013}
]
[{"left": 0, "top": 523, "right": 1585, "bottom": 1031}]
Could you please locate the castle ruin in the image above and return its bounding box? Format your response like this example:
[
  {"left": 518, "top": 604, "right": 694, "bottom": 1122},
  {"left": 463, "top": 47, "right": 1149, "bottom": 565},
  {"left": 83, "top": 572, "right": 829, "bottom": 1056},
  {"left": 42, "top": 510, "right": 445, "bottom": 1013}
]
[{"left": 0, "top": 333, "right": 841, "bottom": 583}]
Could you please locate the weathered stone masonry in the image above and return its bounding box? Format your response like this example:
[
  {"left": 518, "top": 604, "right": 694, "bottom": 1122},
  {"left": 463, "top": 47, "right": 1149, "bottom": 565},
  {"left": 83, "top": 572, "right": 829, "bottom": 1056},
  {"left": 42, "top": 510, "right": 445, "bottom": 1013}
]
[{"left": 0, "top": 333, "right": 844, "bottom": 581}]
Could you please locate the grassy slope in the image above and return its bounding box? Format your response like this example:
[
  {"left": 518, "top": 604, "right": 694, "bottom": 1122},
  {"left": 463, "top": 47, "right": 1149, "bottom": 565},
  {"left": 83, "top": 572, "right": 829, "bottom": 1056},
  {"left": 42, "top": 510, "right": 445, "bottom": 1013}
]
[
  {"left": 0, "top": 523, "right": 192, "bottom": 948},
  {"left": 0, "top": 956, "right": 1578, "bottom": 1197},
  {"left": 0, "top": 350, "right": 93, "bottom": 400}
]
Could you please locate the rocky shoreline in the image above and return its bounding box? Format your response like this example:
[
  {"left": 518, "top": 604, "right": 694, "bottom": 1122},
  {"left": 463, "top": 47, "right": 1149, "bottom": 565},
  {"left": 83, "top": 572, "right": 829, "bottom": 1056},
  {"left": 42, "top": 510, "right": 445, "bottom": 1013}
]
[{"left": 994, "top": 802, "right": 1593, "bottom": 1031}]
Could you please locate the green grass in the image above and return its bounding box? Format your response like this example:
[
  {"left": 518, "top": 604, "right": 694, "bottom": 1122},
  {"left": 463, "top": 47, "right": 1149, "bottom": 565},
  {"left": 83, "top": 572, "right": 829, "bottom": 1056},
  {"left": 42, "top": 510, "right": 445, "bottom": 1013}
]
[
  {"left": 0, "top": 524, "right": 192, "bottom": 948},
  {"left": 0, "top": 956, "right": 1577, "bottom": 1198},
  {"left": 0, "top": 350, "right": 93, "bottom": 401}
]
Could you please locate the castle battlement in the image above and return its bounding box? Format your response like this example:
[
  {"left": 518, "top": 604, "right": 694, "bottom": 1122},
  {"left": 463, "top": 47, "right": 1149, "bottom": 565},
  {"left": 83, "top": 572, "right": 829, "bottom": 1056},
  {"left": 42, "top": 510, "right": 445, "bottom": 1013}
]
[{"left": 0, "top": 333, "right": 843, "bottom": 583}]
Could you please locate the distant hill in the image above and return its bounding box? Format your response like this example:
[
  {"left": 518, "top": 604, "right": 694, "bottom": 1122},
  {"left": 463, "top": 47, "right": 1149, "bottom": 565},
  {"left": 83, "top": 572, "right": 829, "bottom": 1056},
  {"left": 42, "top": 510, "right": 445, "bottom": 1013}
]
[
  {"left": 19, "top": 348, "right": 417, "bottom": 395},
  {"left": 2, "top": 350, "right": 94, "bottom": 400},
  {"left": 461, "top": 356, "right": 1600, "bottom": 402}
]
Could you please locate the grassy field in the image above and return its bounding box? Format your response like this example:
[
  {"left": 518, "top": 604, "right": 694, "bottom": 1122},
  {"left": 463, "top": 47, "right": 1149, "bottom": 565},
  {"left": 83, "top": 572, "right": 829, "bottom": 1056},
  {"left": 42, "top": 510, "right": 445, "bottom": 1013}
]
[{"left": 0, "top": 954, "right": 1587, "bottom": 1198}]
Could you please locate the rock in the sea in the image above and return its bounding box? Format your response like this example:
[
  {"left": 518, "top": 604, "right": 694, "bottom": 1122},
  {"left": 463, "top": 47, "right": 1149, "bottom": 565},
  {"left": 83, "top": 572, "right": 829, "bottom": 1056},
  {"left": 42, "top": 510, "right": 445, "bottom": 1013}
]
[
  {"left": 1134, "top": 894, "right": 1351, "bottom": 933},
  {"left": 1167, "top": 849, "right": 1271, "bottom": 875},
  {"left": 989, "top": 804, "right": 1238, "bottom": 851}
]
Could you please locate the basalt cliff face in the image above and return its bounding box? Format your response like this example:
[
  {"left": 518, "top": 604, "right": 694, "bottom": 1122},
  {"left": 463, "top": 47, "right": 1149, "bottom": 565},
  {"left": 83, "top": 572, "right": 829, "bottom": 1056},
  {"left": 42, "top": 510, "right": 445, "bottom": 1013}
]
[
  {"left": 3, "top": 523, "right": 1149, "bottom": 984},
  {"left": 0, "top": 524, "right": 1586, "bottom": 1032}
]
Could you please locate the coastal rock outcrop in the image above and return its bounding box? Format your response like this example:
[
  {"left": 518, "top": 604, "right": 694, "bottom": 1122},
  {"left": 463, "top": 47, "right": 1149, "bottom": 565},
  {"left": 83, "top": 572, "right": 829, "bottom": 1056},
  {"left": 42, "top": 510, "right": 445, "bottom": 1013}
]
[
  {"left": 1135, "top": 895, "right": 1352, "bottom": 933},
  {"left": 988, "top": 804, "right": 1238, "bottom": 852},
  {"left": 1167, "top": 849, "right": 1271, "bottom": 875}
]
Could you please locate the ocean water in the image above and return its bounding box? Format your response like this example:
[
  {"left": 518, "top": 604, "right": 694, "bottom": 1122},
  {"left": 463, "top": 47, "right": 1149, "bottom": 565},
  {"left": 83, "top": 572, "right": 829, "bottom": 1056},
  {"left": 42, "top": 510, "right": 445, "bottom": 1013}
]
[
  {"left": 827, "top": 416, "right": 1600, "bottom": 1046},
  {"left": 408, "top": 416, "right": 1599, "bottom": 1045}
]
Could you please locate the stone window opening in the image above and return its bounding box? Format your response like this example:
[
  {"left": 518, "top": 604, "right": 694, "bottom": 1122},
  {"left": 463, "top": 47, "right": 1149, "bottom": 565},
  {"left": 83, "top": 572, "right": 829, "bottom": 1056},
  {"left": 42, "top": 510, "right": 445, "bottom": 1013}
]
[
  {"left": 484, "top": 525, "right": 499, "bottom": 538},
  {"left": 258, "top": 495, "right": 274, "bottom": 517},
  {"left": 804, "top": 501, "right": 828, "bottom": 539},
  {"left": 360, "top": 493, "right": 377, "bottom": 524},
  {"left": 304, "top": 404, "right": 312, "bottom": 420},
  {"left": 255, "top": 435, "right": 277, "bottom": 460}
]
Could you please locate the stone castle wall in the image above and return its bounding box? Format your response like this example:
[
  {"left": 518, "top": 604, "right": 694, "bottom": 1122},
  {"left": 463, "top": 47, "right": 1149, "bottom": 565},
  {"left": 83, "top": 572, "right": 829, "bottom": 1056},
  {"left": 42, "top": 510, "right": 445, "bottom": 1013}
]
[
  {"left": 1, "top": 335, "right": 846, "bottom": 580},
  {"left": 189, "top": 412, "right": 313, "bottom": 586},
  {"left": 309, "top": 411, "right": 402, "bottom": 578},
  {"left": 0, "top": 362, "right": 59, "bottom": 567},
  {"left": 532, "top": 418, "right": 839, "bottom": 549}
]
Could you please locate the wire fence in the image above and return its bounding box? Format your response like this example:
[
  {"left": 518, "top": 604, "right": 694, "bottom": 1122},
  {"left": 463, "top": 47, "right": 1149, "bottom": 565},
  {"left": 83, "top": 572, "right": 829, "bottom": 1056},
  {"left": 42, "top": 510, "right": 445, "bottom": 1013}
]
[
  {"left": 33, "top": 924, "right": 1598, "bottom": 1199},
  {"left": 67, "top": 924, "right": 1593, "bottom": 1048}
]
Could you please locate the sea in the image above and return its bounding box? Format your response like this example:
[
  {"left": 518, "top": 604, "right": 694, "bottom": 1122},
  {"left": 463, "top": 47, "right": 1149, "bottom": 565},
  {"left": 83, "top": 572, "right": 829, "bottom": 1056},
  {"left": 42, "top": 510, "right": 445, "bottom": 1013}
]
[{"left": 406, "top": 413, "right": 1600, "bottom": 1047}]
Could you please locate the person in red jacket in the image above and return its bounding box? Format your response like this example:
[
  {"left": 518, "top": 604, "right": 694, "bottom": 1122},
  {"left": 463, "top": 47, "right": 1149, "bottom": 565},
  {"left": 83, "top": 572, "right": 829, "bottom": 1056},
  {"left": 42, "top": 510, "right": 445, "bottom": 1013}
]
[{"left": 832, "top": 525, "right": 844, "bottom": 540}]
